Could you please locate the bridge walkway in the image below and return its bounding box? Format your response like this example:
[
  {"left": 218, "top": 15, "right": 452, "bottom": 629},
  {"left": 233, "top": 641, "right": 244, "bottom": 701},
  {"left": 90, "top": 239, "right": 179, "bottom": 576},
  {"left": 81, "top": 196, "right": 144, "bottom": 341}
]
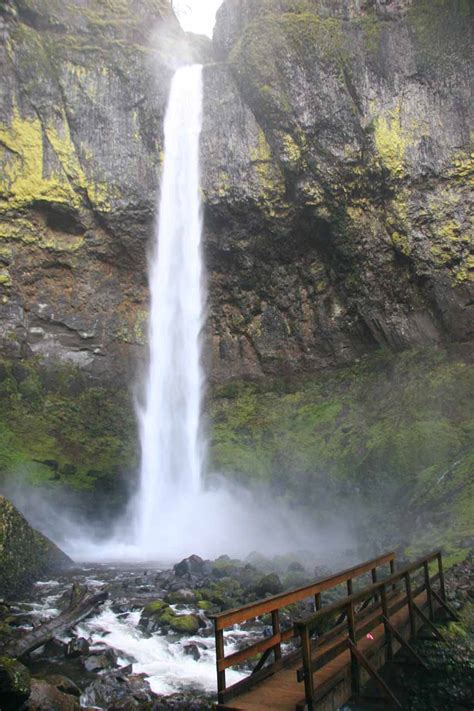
[{"left": 211, "top": 550, "right": 457, "bottom": 710}]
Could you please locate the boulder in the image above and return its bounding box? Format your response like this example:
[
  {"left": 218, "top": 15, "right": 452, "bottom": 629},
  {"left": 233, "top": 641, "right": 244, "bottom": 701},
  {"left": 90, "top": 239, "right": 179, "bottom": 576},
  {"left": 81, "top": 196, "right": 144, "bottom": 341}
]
[
  {"left": 252, "top": 573, "right": 283, "bottom": 597},
  {"left": 42, "top": 675, "right": 81, "bottom": 698},
  {"left": 24, "top": 678, "right": 81, "bottom": 710},
  {"left": 0, "top": 497, "right": 72, "bottom": 599},
  {"left": 173, "top": 555, "right": 205, "bottom": 578},
  {"left": 0, "top": 655, "right": 31, "bottom": 711},
  {"left": 65, "top": 637, "right": 89, "bottom": 658},
  {"left": 82, "top": 671, "right": 154, "bottom": 709}
]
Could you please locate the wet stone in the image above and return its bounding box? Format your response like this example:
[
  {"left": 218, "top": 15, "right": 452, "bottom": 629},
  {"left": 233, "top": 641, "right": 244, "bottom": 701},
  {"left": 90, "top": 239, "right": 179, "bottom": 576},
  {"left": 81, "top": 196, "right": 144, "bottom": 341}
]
[
  {"left": 183, "top": 642, "right": 202, "bottom": 660},
  {"left": 66, "top": 637, "right": 90, "bottom": 658},
  {"left": 174, "top": 555, "right": 205, "bottom": 578},
  {"left": 82, "top": 648, "right": 118, "bottom": 672}
]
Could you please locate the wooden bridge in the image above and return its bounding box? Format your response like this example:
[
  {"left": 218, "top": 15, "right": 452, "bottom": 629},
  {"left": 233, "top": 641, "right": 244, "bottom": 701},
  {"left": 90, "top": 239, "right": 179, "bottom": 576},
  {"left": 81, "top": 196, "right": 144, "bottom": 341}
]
[{"left": 211, "top": 550, "right": 458, "bottom": 710}]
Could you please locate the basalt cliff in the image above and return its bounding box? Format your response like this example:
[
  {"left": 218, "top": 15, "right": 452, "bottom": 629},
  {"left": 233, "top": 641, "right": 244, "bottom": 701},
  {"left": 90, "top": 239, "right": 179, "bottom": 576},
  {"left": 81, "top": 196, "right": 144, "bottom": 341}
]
[{"left": 0, "top": 0, "right": 472, "bottom": 554}]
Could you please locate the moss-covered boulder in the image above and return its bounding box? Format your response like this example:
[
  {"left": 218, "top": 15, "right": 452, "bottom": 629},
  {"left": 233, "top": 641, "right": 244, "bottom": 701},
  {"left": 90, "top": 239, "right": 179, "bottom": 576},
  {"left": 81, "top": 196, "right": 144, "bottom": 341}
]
[
  {"left": 168, "top": 614, "right": 200, "bottom": 635},
  {"left": 139, "top": 600, "right": 200, "bottom": 635},
  {"left": 0, "top": 496, "right": 72, "bottom": 598},
  {"left": 0, "top": 656, "right": 31, "bottom": 711}
]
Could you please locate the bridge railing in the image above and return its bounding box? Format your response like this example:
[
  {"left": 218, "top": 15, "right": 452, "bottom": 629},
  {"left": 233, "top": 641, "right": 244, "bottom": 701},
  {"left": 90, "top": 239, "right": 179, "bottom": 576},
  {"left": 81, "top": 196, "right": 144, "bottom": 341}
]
[
  {"left": 294, "top": 549, "right": 455, "bottom": 710},
  {"left": 210, "top": 551, "right": 395, "bottom": 704}
]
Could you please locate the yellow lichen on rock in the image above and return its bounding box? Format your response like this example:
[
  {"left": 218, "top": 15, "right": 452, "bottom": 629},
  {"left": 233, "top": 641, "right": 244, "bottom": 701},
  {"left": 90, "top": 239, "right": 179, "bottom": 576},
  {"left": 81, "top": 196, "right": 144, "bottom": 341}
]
[
  {"left": 391, "top": 231, "right": 412, "bottom": 256},
  {"left": 0, "top": 103, "right": 113, "bottom": 214},
  {"left": 0, "top": 271, "right": 12, "bottom": 287},
  {"left": 250, "top": 128, "right": 287, "bottom": 213},
  {"left": 450, "top": 151, "right": 474, "bottom": 190},
  {"left": 373, "top": 105, "right": 409, "bottom": 177},
  {"left": 0, "top": 106, "right": 80, "bottom": 211},
  {"left": 0, "top": 218, "right": 38, "bottom": 244}
]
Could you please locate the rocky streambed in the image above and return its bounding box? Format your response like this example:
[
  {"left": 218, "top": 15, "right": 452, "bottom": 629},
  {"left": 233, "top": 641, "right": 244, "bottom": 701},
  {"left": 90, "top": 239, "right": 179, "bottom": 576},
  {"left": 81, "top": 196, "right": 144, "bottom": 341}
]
[{"left": 0, "top": 550, "right": 343, "bottom": 710}]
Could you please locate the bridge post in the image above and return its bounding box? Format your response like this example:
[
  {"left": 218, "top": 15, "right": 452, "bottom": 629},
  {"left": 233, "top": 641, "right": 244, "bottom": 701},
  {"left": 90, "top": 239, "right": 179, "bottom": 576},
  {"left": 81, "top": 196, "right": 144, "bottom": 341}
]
[
  {"left": 300, "top": 625, "right": 315, "bottom": 710},
  {"left": 437, "top": 551, "right": 447, "bottom": 601},
  {"left": 381, "top": 583, "right": 393, "bottom": 661},
  {"left": 404, "top": 572, "right": 416, "bottom": 638},
  {"left": 347, "top": 601, "right": 361, "bottom": 695},
  {"left": 347, "top": 578, "right": 353, "bottom": 596},
  {"left": 314, "top": 592, "right": 321, "bottom": 611},
  {"left": 272, "top": 609, "right": 282, "bottom": 661},
  {"left": 215, "top": 627, "right": 226, "bottom": 703},
  {"left": 390, "top": 558, "right": 396, "bottom": 591},
  {"left": 423, "top": 561, "right": 434, "bottom": 620}
]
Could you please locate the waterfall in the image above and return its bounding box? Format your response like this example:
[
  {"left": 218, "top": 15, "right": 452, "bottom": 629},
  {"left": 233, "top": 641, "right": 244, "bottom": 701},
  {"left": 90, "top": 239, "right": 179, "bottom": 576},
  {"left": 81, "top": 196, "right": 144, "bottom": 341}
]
[
  {"left": 135, "top": 65, "right": 205, "bottom": 552},
  {"left": 63, "top": 61, "right": 323, "bottom": 563}
]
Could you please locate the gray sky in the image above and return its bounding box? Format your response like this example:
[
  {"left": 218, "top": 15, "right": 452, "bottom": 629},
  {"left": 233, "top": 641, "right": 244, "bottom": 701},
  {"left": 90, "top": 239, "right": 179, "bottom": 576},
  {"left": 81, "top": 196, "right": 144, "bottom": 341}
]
[{"left": 172, "top": 0, "right": 224, "bottom": 37}]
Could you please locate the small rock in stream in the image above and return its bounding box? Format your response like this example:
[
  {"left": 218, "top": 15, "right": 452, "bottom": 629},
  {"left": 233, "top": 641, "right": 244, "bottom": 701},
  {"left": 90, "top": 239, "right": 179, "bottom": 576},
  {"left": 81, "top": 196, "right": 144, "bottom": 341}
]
[
  {"left": 66, "top": 637, "right": 90, "bottom": 658},
  {"left": 82, "top": 648, "right": 118, "bottom": 672},
  {"left": 183, "top": 642, "right": 204, "bottom": 660}
]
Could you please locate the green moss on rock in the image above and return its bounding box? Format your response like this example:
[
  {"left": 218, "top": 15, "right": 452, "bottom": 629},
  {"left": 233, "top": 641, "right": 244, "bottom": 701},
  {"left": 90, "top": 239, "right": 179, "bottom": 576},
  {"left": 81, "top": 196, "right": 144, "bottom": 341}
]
[
  {"left": 169, "top": 614, "right": 200, "bottom": 635},
  {"left": 142, "top": 599, "right": 168, "bottom": 617},
  {"left": 0, "top": 358, "right": 137, "bottom": 504},
  {"left": 209, "top": 347, "right": 474, "bottom": 560},
  {"left": 0, "top": 497, "right": 71, "bottom": 598}
]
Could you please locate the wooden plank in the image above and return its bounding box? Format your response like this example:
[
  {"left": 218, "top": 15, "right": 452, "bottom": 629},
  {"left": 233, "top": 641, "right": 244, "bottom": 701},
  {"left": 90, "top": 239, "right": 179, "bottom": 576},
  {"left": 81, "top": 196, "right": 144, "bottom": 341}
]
[
  {"left": 424, "top": 561, "right": 434, "bottom": 620},
  {"left": 347, "top": 602, "right": 360, "bottom": 696},
  {"left": 404, "top": 572, "right": 416, "bottom": 639},
  {"left": 211, "top": 552, "right": 396, "bottom": 630},
  {"left": 437, "top": 551, "right": 447, "bottom": 601}
]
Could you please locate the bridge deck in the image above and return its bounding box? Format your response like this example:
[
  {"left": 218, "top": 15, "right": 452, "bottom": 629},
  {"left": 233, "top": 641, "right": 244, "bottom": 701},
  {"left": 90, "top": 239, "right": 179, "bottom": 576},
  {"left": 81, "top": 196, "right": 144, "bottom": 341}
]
[{"left": 219, "top": 589, "right": 430, "bottom": 710}]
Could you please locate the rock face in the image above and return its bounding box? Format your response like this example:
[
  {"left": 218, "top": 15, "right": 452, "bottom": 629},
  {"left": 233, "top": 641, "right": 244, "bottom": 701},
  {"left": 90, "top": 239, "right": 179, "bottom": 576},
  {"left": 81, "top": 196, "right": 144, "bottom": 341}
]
[
  {"left": 206, "top": 0, "right": 473, "bottom": 379},
  {"left": 1, "top": 0, "right": 471, "bottom": 383},
  {"left": 0, "top": 0, "right": 205, "bottom": 382},
  {"left": 0, "top": 0, "right": 472, "bottom": 513},
  {"left": 0, "top": 496, "right": 71, "bottom": 598}
]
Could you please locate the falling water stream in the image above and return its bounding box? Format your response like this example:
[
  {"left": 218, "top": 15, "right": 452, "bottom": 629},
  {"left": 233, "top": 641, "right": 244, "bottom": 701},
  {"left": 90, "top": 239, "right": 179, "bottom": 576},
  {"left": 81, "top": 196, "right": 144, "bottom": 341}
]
[{"left": 135, "top": 65, "right": 206, "bottom": 554}]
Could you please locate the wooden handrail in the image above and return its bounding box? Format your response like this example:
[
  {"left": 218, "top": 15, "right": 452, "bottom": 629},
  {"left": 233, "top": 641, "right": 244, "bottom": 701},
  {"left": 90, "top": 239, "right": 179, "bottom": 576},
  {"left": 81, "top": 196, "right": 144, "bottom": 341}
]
[
  {"left": 212, "top": 551, "right": 396, "bottom": 703},
  {"left": 293, "top": 550, "right": 440, "bottom": 636},
  {"left": 294, "top": 549, "right": 444, "bottom": 710},
  {"left": 211, "top": 551, "right": 395, "bottom": 630}
]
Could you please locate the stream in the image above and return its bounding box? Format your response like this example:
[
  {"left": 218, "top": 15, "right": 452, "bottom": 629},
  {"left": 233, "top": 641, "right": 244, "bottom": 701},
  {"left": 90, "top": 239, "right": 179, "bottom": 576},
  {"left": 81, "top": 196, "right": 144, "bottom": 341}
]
[{"left": 12, "top": 561, "right": 251, "bottom": 708}]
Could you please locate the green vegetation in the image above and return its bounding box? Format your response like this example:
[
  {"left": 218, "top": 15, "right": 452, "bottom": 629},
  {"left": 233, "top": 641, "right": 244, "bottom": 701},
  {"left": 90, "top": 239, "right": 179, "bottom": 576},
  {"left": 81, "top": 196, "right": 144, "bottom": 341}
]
[
  {"left": 0, "top": 358, "right": 137, "bottom": 501},
  {"left": 209, "top": 347, "right": 474, "bottom": 561},
  {"left": 402, "top": 602, "right": 474, "bottom": 710}
]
